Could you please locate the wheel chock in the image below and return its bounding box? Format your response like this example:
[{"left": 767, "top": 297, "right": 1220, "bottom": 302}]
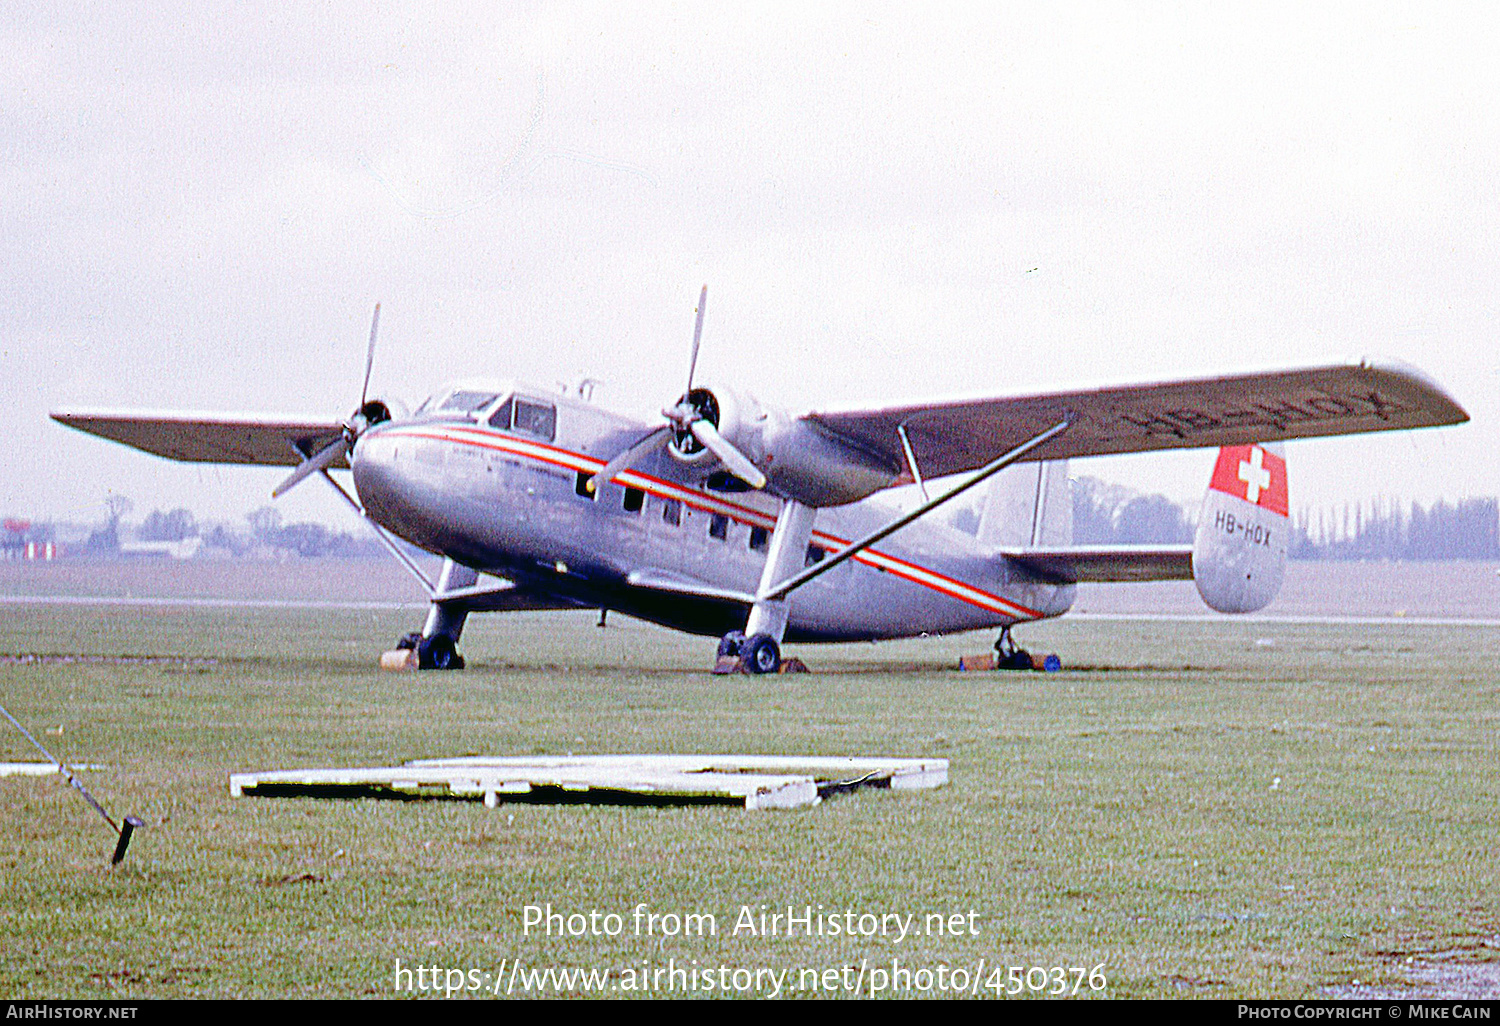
[{"left": 379, "top": 649, "right": 419, "bottom": 671}]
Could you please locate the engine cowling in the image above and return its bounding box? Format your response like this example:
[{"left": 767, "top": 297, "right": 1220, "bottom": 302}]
[
  {"left": 357, "top": 396, "right": 406, "bottom": 430},
  {"left": 671, "top": 385, "right": 898, "bottom": 507}
]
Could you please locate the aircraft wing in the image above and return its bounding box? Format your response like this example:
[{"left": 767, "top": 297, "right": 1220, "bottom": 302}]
[
  {"left": 50, "top": 409, "right": 348, "bottom": 468},
  {"left": 1002, "top": 545, "right": 1194, "bottom": 584},
  {"left": 805, "top": 359, "right": 1468, "bottom": 480}
]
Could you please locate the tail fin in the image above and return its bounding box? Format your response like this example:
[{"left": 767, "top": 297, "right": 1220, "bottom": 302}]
[
  {"left": 1193, "top": 443, "right": 1288, "bottom": 613},
  {"left": 976, "top": 459, "right": 1071, "bottom": 549}
]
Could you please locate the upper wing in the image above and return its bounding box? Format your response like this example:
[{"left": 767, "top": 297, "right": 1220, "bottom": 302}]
[
  {"left": 806, "top": 359, "right": 1468, "bottom": 481},
  {"left": 50, "top": 409, "right": 347, "bottom": 468}
]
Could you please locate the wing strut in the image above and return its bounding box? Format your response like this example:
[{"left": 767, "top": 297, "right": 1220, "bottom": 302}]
[
  {"left": 896, "top": 422, "right": 929, "bottom": 502},
  {"left": 761, "top": 417, "right": 1072, "bottom": 603},
  {"left": 315, "top": 469, "right": 437, "bottom": 595}
]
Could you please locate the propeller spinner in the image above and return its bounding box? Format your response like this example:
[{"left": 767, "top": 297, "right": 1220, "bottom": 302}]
[{"left": 588, "top": 287, "right": 766, "bottom": 493}]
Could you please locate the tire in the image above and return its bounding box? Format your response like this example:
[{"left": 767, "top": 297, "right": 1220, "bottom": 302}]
[
  {"left": 417, "top": 635, "right": 464, "bottom": 671},
  {"left": 999, "top": 647, "right": 1033, "bottom": 671},
  {"left": 742, "top": 634, "right": 781, "bottom": 675},
  {"left": 716, "top": 631, "right": 747, "bottom": 659}
]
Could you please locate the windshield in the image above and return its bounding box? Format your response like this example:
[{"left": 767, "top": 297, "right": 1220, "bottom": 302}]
[
  {"left": 438, "top": 390, "right": 499, "bottom": 413},
  {"left": 414, "top": 389, "right": 499, "bottom": 417}
]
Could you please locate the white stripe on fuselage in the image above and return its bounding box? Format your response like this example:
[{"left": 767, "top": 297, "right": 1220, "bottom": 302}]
[{"left": 379, "top": 423, "right": 1044, "bottom": 620}]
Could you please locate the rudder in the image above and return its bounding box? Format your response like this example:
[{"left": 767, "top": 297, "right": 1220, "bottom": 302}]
[{"left": 1193, "top": 443, "right": 1288, "bottom": 613}]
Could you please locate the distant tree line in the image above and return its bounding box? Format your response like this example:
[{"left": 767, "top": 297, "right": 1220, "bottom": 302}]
[
  {"left": 1073, "top": 477, "right": 1194, "bottom": 544},
  {"left": 77, "top": 502, "right": 381, "bottom": 558},
  {"left": 1072, "top": 477, "right": 1499, "bottom": 559},
  {"left": 139, "top": 507, "right": 198, "bottom": 541},
  {"left": 1291, "top": 497, "right": 1500, "bottom": 560},
  {"left": 234, "top": 507, "right": 381, "bottom": 557}
]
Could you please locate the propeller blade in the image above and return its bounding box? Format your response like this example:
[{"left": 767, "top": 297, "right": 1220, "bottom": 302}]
[
  {"left": 689, "top": 420, "right": 766, "bottom": 489},
  {"left": 360, "top": 302, "right": 381, "bottom": 408},
  {"left": 587, "top": 425, "right": 671, "bottom": 493},
  {"left": 272, "top": 437, "right": 348, "bottom": 499},
  {"left": 684, "top": 285, "right": 707, "bottom": 396}
]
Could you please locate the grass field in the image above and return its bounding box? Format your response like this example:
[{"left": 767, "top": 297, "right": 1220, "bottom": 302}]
[{"left": 2, "top": 565, "right": 1498, "bottom": 999}]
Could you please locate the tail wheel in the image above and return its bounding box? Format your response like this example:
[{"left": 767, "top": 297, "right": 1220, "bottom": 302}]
[{"left": 742, "top": 634, "right": 781, "bottom": 675}]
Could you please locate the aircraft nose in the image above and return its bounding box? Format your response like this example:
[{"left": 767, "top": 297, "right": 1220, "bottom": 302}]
[{"left": 350, "top": 428, "right": 415, "bottom": 530}]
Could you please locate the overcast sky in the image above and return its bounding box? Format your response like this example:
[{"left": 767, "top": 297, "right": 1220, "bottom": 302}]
[{"left": 4, "top": 3, "right": 1495, "bottom": 529}]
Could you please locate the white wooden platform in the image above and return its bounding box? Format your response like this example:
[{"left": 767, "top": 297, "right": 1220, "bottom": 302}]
[
  {"left": 0, "top": 762, "right": 94, "bottom": 777},
  {"left": 229, "top": 754, "right": 947, "bottom": 811}
]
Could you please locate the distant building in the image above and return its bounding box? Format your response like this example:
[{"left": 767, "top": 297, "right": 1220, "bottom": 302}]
[
  {"left": 118, "top": 537, "right": 204, "bottom": 560},
  {"left": 2, "top": 519, "right": 59, "bottom": 560}
]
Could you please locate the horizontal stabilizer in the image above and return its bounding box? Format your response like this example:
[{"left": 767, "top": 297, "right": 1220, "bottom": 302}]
[{"left": 1003, "top": 544, "right": 1193, "bottom": 583}]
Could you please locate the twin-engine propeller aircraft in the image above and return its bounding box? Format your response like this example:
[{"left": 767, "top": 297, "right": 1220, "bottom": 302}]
[{"left": 53, "top": 291, "right": 1468, "bottom": 672}]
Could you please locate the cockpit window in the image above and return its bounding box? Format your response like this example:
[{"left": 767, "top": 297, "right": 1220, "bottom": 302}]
[
  {"left": 513, "top": 399, "right": 556, "bottom": 441},
  {"left": 487, "top": 395, "right": 556, "bottom": 442},
  {"left": 487, "top": 397, "right": 514, "bottom": 430},
  {"left": 438, "top": 390, "right": 499, "bottom": 413}
]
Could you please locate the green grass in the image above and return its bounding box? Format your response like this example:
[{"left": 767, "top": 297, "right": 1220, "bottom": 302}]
[{"left": 2, "top": 603, "right": 1497, "bottom": 998}]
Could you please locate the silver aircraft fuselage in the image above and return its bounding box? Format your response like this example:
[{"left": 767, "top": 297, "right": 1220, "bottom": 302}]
[{"left": 350, "top": 382, "right": 1074, "bottom": 642}]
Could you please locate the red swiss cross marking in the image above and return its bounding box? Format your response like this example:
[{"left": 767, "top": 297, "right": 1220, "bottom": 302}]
[{"left": 1209, "top": 444, "right": 1288, "bottom": 516}]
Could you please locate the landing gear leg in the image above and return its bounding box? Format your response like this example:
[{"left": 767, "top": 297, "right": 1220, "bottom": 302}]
[
  {"left": 992, "top": 625, "right": 1061, "bottom": 672},
  {"left": 714, "top": 500, "right": 816, "bottom": 674},
  {"left": 993, "top": 625, "right": 1032, "bottom": 670},
  {"left": 388, "top": 558, "right": 475, "bottom": 671}
]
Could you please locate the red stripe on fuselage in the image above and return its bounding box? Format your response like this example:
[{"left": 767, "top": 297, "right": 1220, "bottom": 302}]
[{"left": 379, "top": 424, "right": 1045, "bottom": 620}]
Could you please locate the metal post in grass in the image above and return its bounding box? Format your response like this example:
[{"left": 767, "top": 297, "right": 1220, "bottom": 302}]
[{"left": 0, "top": 699, "right": 142, "bottom": 865}]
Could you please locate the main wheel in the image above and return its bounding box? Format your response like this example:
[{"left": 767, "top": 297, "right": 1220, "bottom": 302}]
[
  {"left": 998, "top": 646, "right": 1033, "bottom": 671},
  {"left": 417, "top": 635, "right": 465, "bottom": 670},
  {"left": 741, "top": 633, "right": 781, "bottom": 675},
  {"left": 716, "top": 631, "right": 747, "bottom": 659}
]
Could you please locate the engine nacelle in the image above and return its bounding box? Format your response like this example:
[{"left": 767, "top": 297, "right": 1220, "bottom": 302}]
[{"left": 671, "top": 385, "right": 898, "bottom": 507}]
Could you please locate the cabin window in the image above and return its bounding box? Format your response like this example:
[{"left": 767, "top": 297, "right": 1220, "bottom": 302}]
[
  {"left": 709, "top": 513, "right": 729, "bottom": 541},
  {"left": 749, "top": 526, "right": 769, "bottom": 552},
  {"left": 661, "top": 499, "right": 682, "bottom": 526},
  {"left": 622, "top": 487, "right": 644, "bottom": 513},
  {"left": 805, "top": 544, "right": 826, "bottom": 567},
  {"left": 574, "top": 470, "right": 596, "bottom": 499},
  {"left": 513, "top": 399, "right": 557, "bottom": 441}
]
